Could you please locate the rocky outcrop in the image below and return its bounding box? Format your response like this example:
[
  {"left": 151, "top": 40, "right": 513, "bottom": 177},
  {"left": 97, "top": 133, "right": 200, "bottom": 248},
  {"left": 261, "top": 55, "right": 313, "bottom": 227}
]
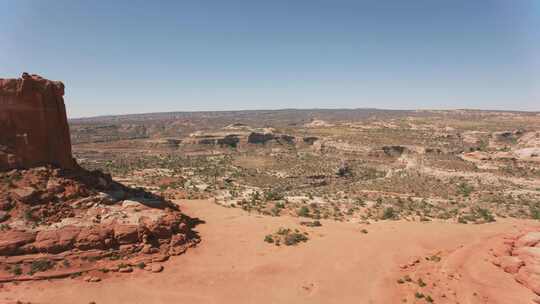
[
  {"left": 247, "top": 132, "right": 296, "bottom": 145},
  {"left": 492, "top": 130, "right": 524, "bottom": 143},
  {"left": 184, "top": 132, "right": 241, "bottom": 147},
  {"left": 493, "top": 230, "right": 540, "bottom": 295},
  {"left": 0, "top": 73, "right": 76, "bottom": 170},
  {"left": 0, "top": 166, "right": 199, "bottom": 282},
  {"left": 303, "top": 136, "right": 319, "bottom": 145},
  {"left": 382, "top": 146, "right": 407, "bottom": 157},
  {"left": 146, "top": 138, "right": 183, "bottom": 149},
  {"left": 184, "top": 129, "right": 296, "bottom": 147},
  {"left": 247, "top": 132, "right": 275, "bottom": 144}
]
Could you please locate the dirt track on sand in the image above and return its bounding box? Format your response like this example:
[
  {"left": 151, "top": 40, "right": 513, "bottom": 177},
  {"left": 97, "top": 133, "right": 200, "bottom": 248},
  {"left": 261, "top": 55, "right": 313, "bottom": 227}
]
[{"left": 1, "top": 199, "right": 538, "bottom": 304}]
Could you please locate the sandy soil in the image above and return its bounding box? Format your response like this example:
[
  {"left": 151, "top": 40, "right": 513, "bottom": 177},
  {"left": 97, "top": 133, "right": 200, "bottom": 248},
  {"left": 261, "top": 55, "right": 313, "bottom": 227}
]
[{"left": 1, "top": 199, "right": 538, "bottom": 304}]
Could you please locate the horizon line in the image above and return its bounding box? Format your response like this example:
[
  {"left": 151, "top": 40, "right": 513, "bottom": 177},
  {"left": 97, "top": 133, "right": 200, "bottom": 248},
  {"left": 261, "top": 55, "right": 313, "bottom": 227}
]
[{"left": 68, "top": 107, "right": 540, "bottom": 120}]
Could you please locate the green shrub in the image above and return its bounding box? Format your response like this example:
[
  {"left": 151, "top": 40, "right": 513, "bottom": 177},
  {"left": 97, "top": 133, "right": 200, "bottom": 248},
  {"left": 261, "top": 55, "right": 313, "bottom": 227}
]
[
  {"left": 476, "top": 207, "right": 495, "bottom": 222},
  {"left": 382, "top": 207, "right": 397, "bottom": 220},
  {"left": 29, "top": 259, "right": 54, "bottom": 275},
  {"left": 264, "top": 189, "right": 284, "bottom": 201},
  {"left": 264, "top": 235, "right": 274, "bottom": 243},
  {"left": 297, "top": 206, "right": 310, "bottom": 217},
  {"left": 284, "top": 232, "right": 308, "bottom": 246},
  {"left": 457, "top": 182, "right": 473, "bottom": 197},
  {"left": 300, "top": 220, "right": 322, "bottom": 227},
  {"left": 10, "top": 264, "right": 22, "bottom": 276}
]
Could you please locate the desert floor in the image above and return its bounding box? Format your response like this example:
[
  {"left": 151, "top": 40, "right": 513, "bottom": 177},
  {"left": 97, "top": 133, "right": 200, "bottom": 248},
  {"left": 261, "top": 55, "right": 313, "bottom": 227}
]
[{"left": 1, "top": 199, "right": 538, "bottom": 304}]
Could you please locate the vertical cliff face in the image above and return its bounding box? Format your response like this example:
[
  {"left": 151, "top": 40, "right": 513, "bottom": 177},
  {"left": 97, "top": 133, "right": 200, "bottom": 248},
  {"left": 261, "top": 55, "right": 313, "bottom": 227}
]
[{"left": 0, "top": 73, "right": 76, "bottom": 170}]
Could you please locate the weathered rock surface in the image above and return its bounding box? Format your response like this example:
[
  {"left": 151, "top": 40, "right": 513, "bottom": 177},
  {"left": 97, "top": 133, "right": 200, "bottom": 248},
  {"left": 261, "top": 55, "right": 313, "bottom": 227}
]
[
  {"left": 0, "top": 231, "right": 36, "bottom": 255},
  {"left": 516, "top": 232, "right": 540, "bottom": 248},
  {"left": 496, "top": 256, "right": 524, "bottom": 274},
  {"left": 493, "top": 230, "right": 540, "bottom": 295},
  {"left": 0, "top": 167, "right": 200, "bottom": 282},
  {"left": 0, "top": 73, "right": 76, "bottom": 170}
]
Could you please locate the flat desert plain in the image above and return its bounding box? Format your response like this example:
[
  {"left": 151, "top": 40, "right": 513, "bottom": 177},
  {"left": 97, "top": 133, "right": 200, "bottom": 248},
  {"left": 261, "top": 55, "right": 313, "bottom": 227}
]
[{"left": 2, "top": 199, "right": 537, "bottom": 304}]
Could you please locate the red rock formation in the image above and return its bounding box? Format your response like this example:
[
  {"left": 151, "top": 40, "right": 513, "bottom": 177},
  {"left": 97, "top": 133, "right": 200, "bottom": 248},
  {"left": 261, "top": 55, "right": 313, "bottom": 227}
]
[
  {"left": 0, "top": 73, "right": 76, "bottom": 170},
  {"left": 0, "top": 166, "right": 200, "bottom": 282}
]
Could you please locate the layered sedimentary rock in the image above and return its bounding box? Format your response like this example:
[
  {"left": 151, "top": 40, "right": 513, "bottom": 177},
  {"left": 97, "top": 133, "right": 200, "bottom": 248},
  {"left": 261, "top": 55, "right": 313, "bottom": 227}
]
[
  {"left": 184, "top": 132, "right": 241, "bottom": 147},
  {"left": 0, "top": 166, "right": 199, "bottom": 282},
  {"left": 492, "top": 230, "right": 540, "bottom": 295},
  {"left": 0, "top": 73, "right": 76, "bottom": 170}
]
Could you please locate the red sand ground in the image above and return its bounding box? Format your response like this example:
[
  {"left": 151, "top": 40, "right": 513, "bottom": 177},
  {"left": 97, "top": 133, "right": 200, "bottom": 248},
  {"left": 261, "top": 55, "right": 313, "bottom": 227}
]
[{"left": 1, "top": 199, "right": 538, "bottom": 304}]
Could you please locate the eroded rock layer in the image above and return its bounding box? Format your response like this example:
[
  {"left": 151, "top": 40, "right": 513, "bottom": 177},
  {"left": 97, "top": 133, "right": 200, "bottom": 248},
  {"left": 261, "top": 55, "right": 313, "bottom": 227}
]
[
  {"left": 493, "top": 230, "right": 540, "bottom": 295},
  {"left": 0, "top": 166, "right": 199, "bottom": 282}
]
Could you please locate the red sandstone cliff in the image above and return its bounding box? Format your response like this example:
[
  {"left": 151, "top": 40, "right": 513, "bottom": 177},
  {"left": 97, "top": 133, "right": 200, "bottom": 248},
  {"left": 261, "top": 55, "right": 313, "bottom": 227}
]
[{"left": 0, "top": 73, "right": 76, "bottom": 170}]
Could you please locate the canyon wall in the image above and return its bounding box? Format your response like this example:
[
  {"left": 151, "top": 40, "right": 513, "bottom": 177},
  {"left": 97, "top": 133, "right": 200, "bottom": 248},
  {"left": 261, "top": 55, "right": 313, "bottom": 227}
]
[{"left": 0, "top": 73, "right": 76, "bottom": 170}]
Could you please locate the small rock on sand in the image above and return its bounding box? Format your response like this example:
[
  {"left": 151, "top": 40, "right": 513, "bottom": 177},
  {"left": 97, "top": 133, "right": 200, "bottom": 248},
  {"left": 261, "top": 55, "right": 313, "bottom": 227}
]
[
  {"left": 118, "top": 266, "right": 133, "bottom": 273},
  {"left": 84, "top": 276, "right": 101, "bottom": 282},
  {"left": 151, "top": 264, "right": 164, "bottom": 273}
]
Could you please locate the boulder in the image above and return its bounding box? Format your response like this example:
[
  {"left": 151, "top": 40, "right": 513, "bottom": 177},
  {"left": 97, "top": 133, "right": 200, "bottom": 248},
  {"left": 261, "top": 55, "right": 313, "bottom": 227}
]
[
  {"left": 150, "top": 264, "right": 163, "bottom": 273},
  {"left": 118, "top": 266, "right": 133, "bottom": 273},
  {"left": 114, "top": 224, "right": 140, "bottom": 245},
  {"left": 10, "top": 187, "right": 39, "bottom": 203},
  {"left": 144, "top": 215, "right": 176, "bottom": 240},
  {"left": 169, "top": 233, "right": 187, "bottom": 247}
]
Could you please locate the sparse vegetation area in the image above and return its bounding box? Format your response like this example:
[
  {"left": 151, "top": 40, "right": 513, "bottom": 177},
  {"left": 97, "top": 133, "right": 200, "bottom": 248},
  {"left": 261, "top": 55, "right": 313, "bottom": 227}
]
[
  {"left": 71, "top": 110, "right": 540, "bottom": 228},
  {"left": 28, "top": 259, "right": 55, "bottom": 275},
  {"left": 264, "top": 227, "right": 310, "bottom": 246}
]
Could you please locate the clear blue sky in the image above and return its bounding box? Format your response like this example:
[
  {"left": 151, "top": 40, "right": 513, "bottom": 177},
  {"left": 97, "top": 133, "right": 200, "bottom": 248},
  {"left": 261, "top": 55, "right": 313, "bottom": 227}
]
[{"left": 1, "top": 0, "right": 539, "bottom": 118}]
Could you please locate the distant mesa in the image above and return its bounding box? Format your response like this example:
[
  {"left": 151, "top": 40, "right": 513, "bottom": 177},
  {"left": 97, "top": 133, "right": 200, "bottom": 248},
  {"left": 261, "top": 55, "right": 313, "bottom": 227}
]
[
  {"left": 0, "top": 73, "right": 76, "bottom": 171},
  {"left": 183, "top": 126, "right": 298, "bottom": 148}
]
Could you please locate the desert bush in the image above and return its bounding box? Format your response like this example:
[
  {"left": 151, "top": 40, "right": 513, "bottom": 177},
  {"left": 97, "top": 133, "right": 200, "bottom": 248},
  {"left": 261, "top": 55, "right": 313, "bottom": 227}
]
[
  {"left": 297, "top": 206, "right": 310, "bottom": 217},
  {"left": 28, "top": 259, "right": 54, "bottom": 275}
]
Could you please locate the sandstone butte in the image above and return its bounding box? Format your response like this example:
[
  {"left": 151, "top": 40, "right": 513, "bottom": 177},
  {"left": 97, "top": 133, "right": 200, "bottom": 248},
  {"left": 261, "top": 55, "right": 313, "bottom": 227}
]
[{"left": 0, "top": 72, "right": 76, "bottom": 171}]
